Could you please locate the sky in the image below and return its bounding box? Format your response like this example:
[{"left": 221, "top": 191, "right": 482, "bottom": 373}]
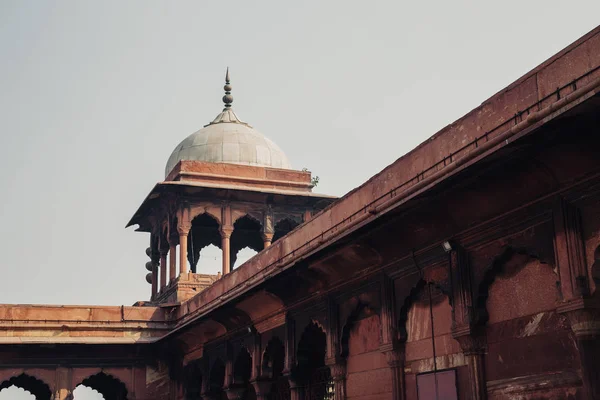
[
  {"left": 1, "top": 0, "right": 599, "bottom": 306},
  {"left": 0, "top": 1, "right": 599, "bottom": 399}
]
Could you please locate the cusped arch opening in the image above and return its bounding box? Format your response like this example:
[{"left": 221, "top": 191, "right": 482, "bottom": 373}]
[
  {"left": 208, "top": 358, "right": 226, "bottom": 399},
  {"left": 475, "top": 246, "right": 552, "bottom": 325},
  {"left": 294, "top": 321, "right": 327, "bottom": 384},
  {"left": 0, "top": 374, "right": 51, "bottom": 400},
  {"left": 262, "top": 336, "right": 285, "bottom": 379},
  {"left": 183, "top": 360, "right": 203, "bottom": 400},
  {"left": 273, "top": 218, "right": 300, "bottom": 243},
  {"left": 75, "top": 372, "right": 128, "bottom": 400},
  {"left": 233, "top": 347, "right": 252, "bottom": 385},
  {"left": 231, "top": 215, "right": 263, "bottom": 269},
  {"left": 189, "top": 213, "right": 222, "bottom": 274},
  {"left": 398, "top": 279, "right": 449, "bottom": 343}
]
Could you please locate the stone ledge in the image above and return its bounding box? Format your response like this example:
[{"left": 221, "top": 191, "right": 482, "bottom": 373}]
[{"left": 487, "top": 371, "right": 582, "bottom": 394}]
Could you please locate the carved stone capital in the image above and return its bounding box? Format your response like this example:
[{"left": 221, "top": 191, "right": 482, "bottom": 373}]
[
  {"left": 560, "top": 305, "right": 600, "bottom": 338},
  {"left": 250, "top": 378, "right": 273, "bottom": 399},
  {"left": 177, "top": 224, "right": 191, "bottom": 236},
  {"left": 329, "top": 363, "right": 346, "bottom": 382},
  {"left": 384, "top": 349, "right": 405, "bottom": 368},
  {"left": 262, "top": 232, "right": 274, "bottom": 242},
  {"left": 224, "top": 384, "right": 246, "bottom": 400},
  {"left": 453, "top": 330, "right": 487, "bottom": 355},
  {"left": 221, "top": 228, "right": 233, "bottom": 239}
]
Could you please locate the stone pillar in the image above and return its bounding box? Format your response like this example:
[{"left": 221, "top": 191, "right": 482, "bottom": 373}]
[
  {"left": 382, "top": 349, "right": 405, "bottom": 400},
  {"left": 221, "top": 229, "right": 232, "bottom": 275},
  {"left": 561, "top": 304, "right": 600, "bottom": 399},
  {"left": 262, "top": 232, "right": 273, "bottom": 249},
  {"left": 303, "top": 209, "right": 312, "bottom": 222},
  {"left": 169, "top": 240, "right": 177, "bottom": 284},
  {"left": 288, "top": 379, "right": 303, "bottom": 400},
  {"left": 329, "top": 363, "right": 346, "bottom": 400},
  {"left": 53, "top": 367, "right": 72, "bottom": 400},
  {"left": 159, "top": 248, "right": 168, "bottom": 292},
  {"left": 454, "top": 333, "right": 487, "bottom": 400},
  {"left": 251, "top": 379, "right": 273, "bottom": 400},
  {"left": 151, "top": 265, "right": 158, "bottom": 299},
  {"left": 150, "top": 247, "right": 159, "bottom": 300},
  {"left": 225, "top": 386, "right": 246, "bottom": 400},
  {"left": 178, "top": 224, "right": 191, "bottom": 277}
]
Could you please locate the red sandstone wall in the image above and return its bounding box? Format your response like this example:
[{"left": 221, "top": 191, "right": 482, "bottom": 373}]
[
  {"left": 345, "top": 314, "right": 392, "bottom": 399},
  {"left": 403, "top": 296, "right": 467, "bottom": 400}
]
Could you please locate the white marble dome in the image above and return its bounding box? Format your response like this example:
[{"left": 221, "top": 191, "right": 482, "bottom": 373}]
[{"left": 166, "top": 71, "right": 292, "bottom": 177}]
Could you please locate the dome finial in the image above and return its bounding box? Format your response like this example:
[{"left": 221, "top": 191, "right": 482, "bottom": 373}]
[{"left": 223, "top": 67, "right": 233, "bottom": 110}]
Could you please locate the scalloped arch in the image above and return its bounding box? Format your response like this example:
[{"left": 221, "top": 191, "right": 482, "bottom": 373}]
[{"left": 0, "top": 374, "right": 52, "bottom": 400}]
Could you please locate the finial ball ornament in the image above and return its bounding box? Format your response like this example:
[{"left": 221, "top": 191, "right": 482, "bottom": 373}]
[
  {"left": 224, "top": 83, "right": 232, "bottom": 92},
  {"left": 145, "top": 273, "right": 153, "bottom": 284},
  {"left": 223, "top": 94, "right": 233, "bottom": 104}
]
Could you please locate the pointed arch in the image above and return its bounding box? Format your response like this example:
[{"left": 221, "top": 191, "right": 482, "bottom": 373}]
[
  {"left": 233, "top": 347, "right": 252, "bottom": 385},
  {"left": 183, "top": 359, "right": 203, "bottom": 400},
  {"left": 475, "top": 246, "right": 551, "bottom": 326},
  {"left": 272, "top": 218, "right": 300, "bottom": 243},
  {"left": 0, "top": 374, "right": 52, "bottom": 400},
  {"left": 231, "top": 215, "right": 263, "bottom": 269},
  {"left": 398, "top": 279, "right": 450, "bottom": 343},
  {"left": 340, "top": 300, "right": 374, "bottom": 358},
  {"left": 76, "top": 372, "right": 128, "bottom": 400},
  {"left": 262, "top": 336, "right": 285, "bottom": 379},
  {"left": 208, "top": 358, "right": 226, "bottom": 398},
  {"left": 188, "top": 212, "right": 222, "bottom": 273},
  {"left": 294, "top": 321, "right": 327, "bottom": 383}
]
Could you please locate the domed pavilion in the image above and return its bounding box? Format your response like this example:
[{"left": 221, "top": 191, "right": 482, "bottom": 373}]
[{"left": 128, "top": 69, "right": 336, "bottom": 303}]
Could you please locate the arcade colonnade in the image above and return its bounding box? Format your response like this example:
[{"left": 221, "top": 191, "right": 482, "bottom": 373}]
[
  {"left": 0, "top": 369, "right": 134, "bottom": 400},
  {"left": 146, "top": 203, "right": 311, "bottom": 300}
]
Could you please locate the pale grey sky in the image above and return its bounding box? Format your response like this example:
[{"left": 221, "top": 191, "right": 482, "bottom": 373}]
[
  {"left": 1, "top": 1, "right": 599, "bottom": 308},
  {"left": 1, "top": 1, "right": 599, "bottom": 399}
]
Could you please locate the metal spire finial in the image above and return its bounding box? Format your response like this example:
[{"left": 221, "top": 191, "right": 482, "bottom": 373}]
[{"left": 223, "top": 67, "right": 233, "bottom": 110}]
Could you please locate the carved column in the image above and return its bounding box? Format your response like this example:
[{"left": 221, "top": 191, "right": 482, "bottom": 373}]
[
  {"left": 169, "top": 234, "right": 178, "bottom": 284},
  {"left": 221, "top": 228, "right": 233, "bottom": 275},
  {"left": 553, "top": 199, "right": 590, "bottom": 299},
  {"left": 379, "top": 274, "right": 405, "bottom": 400},
  {"left": 327, "top": 362, "right": 346, "bottom": 400},
  {"left": 449, "top": 245, "right": 487, "bottom": 399},
  {"left": 251, "top": 379, "right": 273, "bottom": 400},
  {"left": 52, "top": 366, "right": 72, "bottom": 400},
  {"left": 455, "top": 333, "right": 487, "bottom": 400},
  {"left": 150, "top": 249, "right": 159, "bottom": 300},
  {"left": 159, "top": 246, "right": 168, "bottom": 292},
  {"left": 559, "top": 303, "right": 600, "bottom": 399},
  {"left": 178, "top": 224, "right": 191, "bottom": 277},
  {"left": 325, "top": 296, "right": 345, "bottom": 400},
  {"left": 262, "top": 232, "right": 274, "bottom": 249},
  {"left": 284, "top": 314, "right": 301, "bottom": 400},
  {"left": 385, "top": 349, "right": 406, "bottom": 400},
  {"left": 303, "top": 209, "right": 312, "bottom": 222}
]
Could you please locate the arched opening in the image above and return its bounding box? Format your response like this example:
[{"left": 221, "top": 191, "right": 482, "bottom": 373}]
[
  {"left": 208, "top": 358, "right": 227, "bottom": 400},
  {"left": 273, "top": 218, "right": 300, "bottom": 243},
  {"left": 183, "top": 360, "right": 203, "bottom": 400},
  {"left": 231, "top": 215, "right": 263, "bottom": 270},
  {"left": 72, "top": 385, "right": 104, "bottom": 399},
  {"left": 230, "top": 348, "right": 256, "bottom": 400},
  {"left": 234, "top": 348, "right": 252, "bottom": 384},
  {"left": 475, "top": 246, "right": 551, "bottom": 325},
  {"left": 263, "top": 337, "right": 290, "bottom": 400},
  {"left": 188, "top": 213, "right": 222, "bottom": 274},
  {"left": 0, "top": 374, "right": 52, "bottom": 400},
  {"left": 74, "top": 372, "right": 128, "bottom": 400},
  {"left": 295, "top": 321, "right": 333, "bottom": 399},
  {"left": 234, "top": 248, "right": 259, "bottom": 269}
]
